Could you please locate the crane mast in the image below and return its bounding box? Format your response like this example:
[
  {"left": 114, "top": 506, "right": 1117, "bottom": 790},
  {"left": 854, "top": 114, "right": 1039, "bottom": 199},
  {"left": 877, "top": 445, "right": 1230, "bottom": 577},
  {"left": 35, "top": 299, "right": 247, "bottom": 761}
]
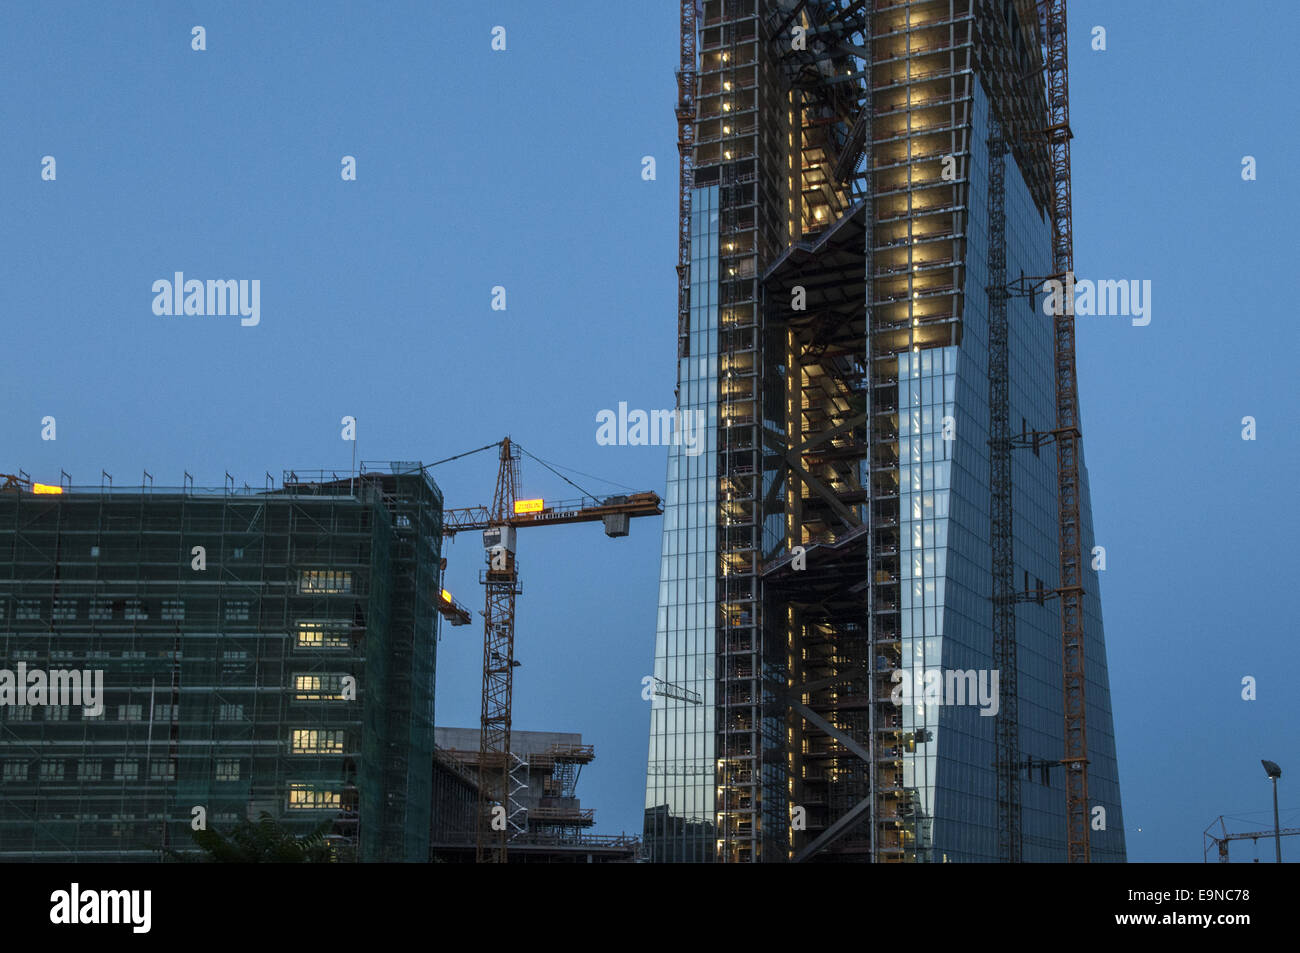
[
  {"left": 476, "top": 439, "right": 521, "bottom": 863},
  {"left": 1039, "top": 0, "right": 1090, "bottom": 864}
]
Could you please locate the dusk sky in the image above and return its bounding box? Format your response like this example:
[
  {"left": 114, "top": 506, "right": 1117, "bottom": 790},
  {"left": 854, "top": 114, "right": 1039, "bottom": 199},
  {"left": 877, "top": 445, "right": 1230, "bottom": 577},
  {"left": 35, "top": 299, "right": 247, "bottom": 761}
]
[{"left": 2, "top": 0, "right": 1296, "bottom": 862}]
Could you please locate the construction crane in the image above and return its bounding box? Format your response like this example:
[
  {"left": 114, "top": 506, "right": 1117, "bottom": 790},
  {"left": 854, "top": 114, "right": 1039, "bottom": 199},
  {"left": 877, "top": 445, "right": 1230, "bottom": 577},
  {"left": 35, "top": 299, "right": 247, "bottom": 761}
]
[
  {"left": 439, "top": 438, "right": 662, "bottom": 862},
  {"left": 1, "top": 473, "right": 64, "bottom": 494},
  {"left": 1037, "top": 0, "right": 1093, "bottom": 864},
  {"left": 675, "top": 0, "right": 697, "bottom": 363},
  {"left": 977, "top": 0, "right": 1089, "bottom": 861},
  {"left": 1204, "top": 816, "right": 1300, "bottom": 863}
]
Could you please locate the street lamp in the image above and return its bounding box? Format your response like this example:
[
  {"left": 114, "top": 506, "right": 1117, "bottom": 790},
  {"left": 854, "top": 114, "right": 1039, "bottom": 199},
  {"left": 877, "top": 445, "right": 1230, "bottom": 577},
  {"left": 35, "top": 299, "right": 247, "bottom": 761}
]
[{"left": 1262, "top": 760, "right": 1282, "bottom": 863}]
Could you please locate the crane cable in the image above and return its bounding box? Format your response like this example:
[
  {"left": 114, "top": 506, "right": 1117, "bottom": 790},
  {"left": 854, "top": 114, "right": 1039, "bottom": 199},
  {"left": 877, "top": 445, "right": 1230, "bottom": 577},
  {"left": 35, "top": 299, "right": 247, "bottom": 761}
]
[
  {"left": 515, "top": 444, "right": 602, "bottom": 500},
  {"left": 419, "top": 441, "right": 502, "bottom": 471},
  {"left": 419, "top": 438, "right": 641, "bottom": 501}
]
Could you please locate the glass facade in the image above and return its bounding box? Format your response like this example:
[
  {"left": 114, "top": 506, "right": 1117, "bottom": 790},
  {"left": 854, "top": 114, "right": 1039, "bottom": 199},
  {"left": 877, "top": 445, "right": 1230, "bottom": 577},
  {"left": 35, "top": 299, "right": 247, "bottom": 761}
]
[
  {"left": 911, "top": 81, "right": 1126, "bottom": 861},
  {"left": 650, "top": 0, "right": 1125, "bottom": 863},
  {"left": 643, "top": 186, "right": 720, "bottom": 861},
  {"left": 898, "top": 345, "right": 957, "bottom": 858}
]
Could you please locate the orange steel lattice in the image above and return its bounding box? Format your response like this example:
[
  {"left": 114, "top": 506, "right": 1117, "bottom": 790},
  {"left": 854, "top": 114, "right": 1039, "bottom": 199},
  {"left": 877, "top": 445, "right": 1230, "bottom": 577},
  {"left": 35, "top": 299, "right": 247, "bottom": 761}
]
[{"left": 1039, "top": 0, "right": 1090, "bottom": 863}]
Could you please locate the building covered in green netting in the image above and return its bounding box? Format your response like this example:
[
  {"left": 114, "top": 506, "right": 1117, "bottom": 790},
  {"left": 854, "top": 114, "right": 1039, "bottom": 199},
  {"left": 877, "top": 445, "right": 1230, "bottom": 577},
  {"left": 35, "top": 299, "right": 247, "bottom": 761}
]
[{"left": 0, "top": 463, "right": 442, "bottom": 862}]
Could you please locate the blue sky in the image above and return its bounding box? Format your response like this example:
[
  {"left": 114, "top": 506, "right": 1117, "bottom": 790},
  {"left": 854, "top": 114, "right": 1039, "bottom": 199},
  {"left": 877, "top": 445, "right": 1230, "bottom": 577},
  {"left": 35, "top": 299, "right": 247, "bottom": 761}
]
[{"left": 2, "top": 1, "right": 1296, "bottom": 862}]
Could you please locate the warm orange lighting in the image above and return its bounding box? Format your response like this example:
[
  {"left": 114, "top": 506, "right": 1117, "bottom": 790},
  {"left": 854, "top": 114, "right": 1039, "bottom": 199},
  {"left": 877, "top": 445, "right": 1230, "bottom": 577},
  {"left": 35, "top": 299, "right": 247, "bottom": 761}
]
[
  {"left": 513, "top": 498, "right": 544, "bottom": 514},
  {"left": 32, "top": 483, "right": 63, "bottom": 495},
  {"left": 441, "top": 589, "right": 453, "bottom": 604}
]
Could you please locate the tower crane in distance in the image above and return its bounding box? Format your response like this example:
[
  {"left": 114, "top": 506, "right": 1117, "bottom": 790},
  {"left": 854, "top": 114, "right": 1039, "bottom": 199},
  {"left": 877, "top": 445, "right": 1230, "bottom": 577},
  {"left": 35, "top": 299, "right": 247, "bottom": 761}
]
[{"left": 440, "top": 438, "right": 661, "bottom": 862}]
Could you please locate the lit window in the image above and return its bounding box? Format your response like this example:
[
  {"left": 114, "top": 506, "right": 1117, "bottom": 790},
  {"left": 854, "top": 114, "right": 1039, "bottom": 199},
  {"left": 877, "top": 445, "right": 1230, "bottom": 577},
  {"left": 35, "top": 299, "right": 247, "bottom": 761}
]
[
  {"left": 298, "top": 571, "right": 352, "bottom": 594},
  {"left": 78, "top": 761, "right": 102, "bottom": 781},
  {"left": 218, "top": 704, "right": 244, "bottom": 721},
  {"left": 216, "top": 759, "right": 241, "bottom": 781},
  {"left": 8, "top": 706, "right": 33, "bottom": 722},
  {"left": 295, "top": 620, "right": 352, "bottom": 649},
  {"left": 117, "top": 705, "right": 143, "bottom": 721},
  {"left": 292, "top": 729, "right": 345, "bottom": 754},
  {"left": 40, "top": 758, "right": 65, "bottom": 780},
  {"left": 150, "top": 760, "right": 176, "bottom": 780},
  {"left": 113, "top": 760, "right": 139, "bottom": 781},
  {"left": 3, "top": 761, "right": 30, "bottom": 781},
  {"left": 288, "top": 783, "right": 341, "bottom": 810},
  {"left": 293, "top": 674, "right": 348, "bottom": 701}
]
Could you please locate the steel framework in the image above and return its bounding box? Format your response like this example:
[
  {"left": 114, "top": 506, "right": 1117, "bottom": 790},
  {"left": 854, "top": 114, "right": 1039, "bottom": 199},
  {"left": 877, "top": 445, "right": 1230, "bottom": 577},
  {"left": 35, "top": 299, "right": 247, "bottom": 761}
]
[
  {"left": 1039, "top": 0, "right": 1090, "bottom": 864},
  {"left": 985, "top": 125, "right": 1022, "bottom": 864},
  {"left": 664, "top": 0, "right": 1097, "bottom": 864},
  {"left": 677, "top": 0, "right": 699, "bottom": 362},
  {"left": 442, "top": 440, "right": 661, "bottom": 862},
  {"left": 1203, "top": 816, "right": 1300, "bottom": 863},
  {"left": 476, "top": 439, "right": 521, "bottom": 862}
]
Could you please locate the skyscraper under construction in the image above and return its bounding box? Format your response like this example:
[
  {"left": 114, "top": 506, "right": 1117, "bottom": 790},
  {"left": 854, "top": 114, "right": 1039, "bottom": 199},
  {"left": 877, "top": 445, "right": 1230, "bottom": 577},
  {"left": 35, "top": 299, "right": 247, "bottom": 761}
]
[{"left": 643, "top": 0, "right": 1125, "bottom": 862}]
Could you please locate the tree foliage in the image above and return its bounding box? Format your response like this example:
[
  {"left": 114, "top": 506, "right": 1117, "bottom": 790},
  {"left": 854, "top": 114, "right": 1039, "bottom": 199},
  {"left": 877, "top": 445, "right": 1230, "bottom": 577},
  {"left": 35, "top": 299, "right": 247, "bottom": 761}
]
[{"left": 187, "top": 812, "right": 335, "bottom": 863}]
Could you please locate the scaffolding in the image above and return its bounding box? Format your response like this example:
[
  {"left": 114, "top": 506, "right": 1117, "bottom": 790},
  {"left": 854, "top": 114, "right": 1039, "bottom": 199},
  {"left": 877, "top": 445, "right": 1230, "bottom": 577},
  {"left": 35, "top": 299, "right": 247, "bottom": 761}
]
[
  {"left": 695, "top": 0, "right": 794, "bottom": 865},
  {"left": 727, "top": 0, "right": 1060, "bottom": 862},
  {"left": 0, "top": 463, "right": 442, "bottom": 862},
  {"left": 432, "top": 730, "right": 621, "bottom": 859}
]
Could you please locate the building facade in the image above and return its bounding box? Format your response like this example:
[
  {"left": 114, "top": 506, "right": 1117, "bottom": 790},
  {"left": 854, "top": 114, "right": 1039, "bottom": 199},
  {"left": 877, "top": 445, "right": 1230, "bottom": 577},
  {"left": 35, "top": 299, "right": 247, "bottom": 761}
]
[
  {"left": 644, "top": 0, "right": 1125, "bottom": 862},
  {"left": 0, "top": 465, "right": 442, "bottom": 862}
]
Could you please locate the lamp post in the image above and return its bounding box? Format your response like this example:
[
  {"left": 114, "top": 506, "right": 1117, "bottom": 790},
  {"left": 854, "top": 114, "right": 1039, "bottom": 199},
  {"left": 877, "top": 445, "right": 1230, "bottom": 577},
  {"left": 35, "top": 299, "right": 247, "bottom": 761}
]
[{"left": 1262, "top": 760, "right": 1282, "bottom": 863}]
